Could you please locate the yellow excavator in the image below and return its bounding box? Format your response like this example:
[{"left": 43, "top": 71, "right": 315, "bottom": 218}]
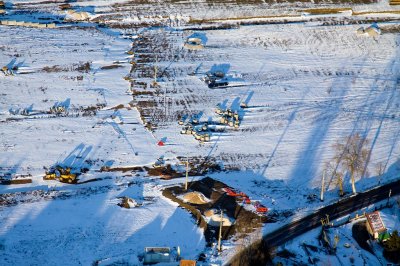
[{"left": 44, "top": 166, "right": 78, "bottom": 184}]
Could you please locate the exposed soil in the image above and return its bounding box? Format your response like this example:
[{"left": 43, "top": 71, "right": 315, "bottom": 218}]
[
  {"left": 352, "top": 221, "right": 373, "bottom": 253},
  {"left": 162, "top": 177, "right": 273, "bottom": 244}
]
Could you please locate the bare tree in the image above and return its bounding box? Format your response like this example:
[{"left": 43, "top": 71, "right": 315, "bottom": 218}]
[
  {"left": 333, "top": 133, "right": 370, "bottom": 194},
  {"left": 375, "top": 161, "right": 385, "bottom": 184},
  {"left": 324, "top": 160, "right": 345, "bottom": 197}
]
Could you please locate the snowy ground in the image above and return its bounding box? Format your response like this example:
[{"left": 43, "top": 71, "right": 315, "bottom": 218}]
[{"left": 1, "top": 1, "right": 400, "bottom": 265}]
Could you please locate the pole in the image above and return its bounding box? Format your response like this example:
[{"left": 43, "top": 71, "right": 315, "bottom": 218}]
[
  {"left": 387, "top": 189, "right": 392, "bottom": 205},
  {"left": 154, "top": 64, "right": 157, "bottom": 84},
  {"left": 185, "top": 158, "right": 189, "bottom": 191},
  {"left": 321, "top": 170, "right": 325, "bottom": 202},
  {"left": 218, "top": 209, "right": 223, "bottom": 253}
]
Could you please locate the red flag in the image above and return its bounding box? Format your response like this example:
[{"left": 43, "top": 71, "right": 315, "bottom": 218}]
[{"left": 157, "top": 141, "right": 164, "bottom": 146}]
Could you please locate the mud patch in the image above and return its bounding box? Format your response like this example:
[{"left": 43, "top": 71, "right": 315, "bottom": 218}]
[{"left": 162, "top": 177, "right": 274, "bottom": 244}]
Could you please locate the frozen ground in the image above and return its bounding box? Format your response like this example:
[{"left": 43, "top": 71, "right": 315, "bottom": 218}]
[{"left": 1, "top": 1, "right": 400, "bottom": 265}]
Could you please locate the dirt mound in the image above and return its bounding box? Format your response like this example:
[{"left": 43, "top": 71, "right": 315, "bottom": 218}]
[
  {"left": 208, "top": 213, "right": 233, "bottom": 227},
  {"left": 204, "top": 209, "right": 233, "bottom": 226},
  {"left": 204, "top": 209, "right": 214, "bottom": 217},
  {"left": 183, "top": 191, "right": 209, "bottom": 204}
]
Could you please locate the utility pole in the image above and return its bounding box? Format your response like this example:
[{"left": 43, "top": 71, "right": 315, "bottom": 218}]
[
  {"left": 185, "top": 157, "right": 189, "bottom": 191},
  {"left": 321, "top": 170, "right": 325, "bottom": 202},
  {"left": 218, "top": 209, "right": 224, "bottom": 253},
  {"left": 154, "top": 64, "right": 158, "bottom": 85},
  {"left": 387, "top": 189, "right": 392, "bottom": 206}
]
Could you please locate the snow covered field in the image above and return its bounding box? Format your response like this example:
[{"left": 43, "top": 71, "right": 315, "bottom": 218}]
[{"left": 1, "top": 1, "right": 400, "bottom": 265}]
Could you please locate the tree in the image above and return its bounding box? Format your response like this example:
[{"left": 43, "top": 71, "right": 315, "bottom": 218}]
[
  {"left": 333, "top": 133, "right": 369, "bottom": 194},
  {"left": 324, "top": 161, "right": 345, "bottom": 197},
  {"left": 375, "top": 161, "right": 385, "bottom": 184},
  {"left": 383, "top": 230, "right": 400, "bottom": 263}
]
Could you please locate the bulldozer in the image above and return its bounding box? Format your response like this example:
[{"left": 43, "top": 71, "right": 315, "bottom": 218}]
[{"left": 44, "top": 166, "right": 78, "bottom": 184}]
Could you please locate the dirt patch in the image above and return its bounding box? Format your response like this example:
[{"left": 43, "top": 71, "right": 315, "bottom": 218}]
[
  {"left": 41, "top": 62, "right": 91, "bottom": 73},
  {"left": 110, "top": 104, "right": 126, "bottom": 110},
  {"left": 162, "top": 177, "right": 273, "bottom": 244},
  {"left": 100, "top": 64, "right": 123, "bottom": 70},
  {"left": 100, "top": 166, "right": 144, "bottom": 172},
  {"left": 143, "top": 157, "right": 221, "bottom": 180},
  {"left": 145, "top": 164, "right": 182, "bottom": 179},
  {"left": 131, "top": 90, "right": 154, "bottom": 96},
  {"left": 352, "top": 221, "right": 373, "bottom": 253},
  {"left": 1, "top": 179, "right": 32, "bottom": 185}
]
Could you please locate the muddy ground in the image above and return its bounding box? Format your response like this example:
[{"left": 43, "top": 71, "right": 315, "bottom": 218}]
[{"left": 163, "top": 177, "right": 272, "bottom": 245}]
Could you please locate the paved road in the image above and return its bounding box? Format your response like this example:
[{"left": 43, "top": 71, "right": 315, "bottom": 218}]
[{"left": 229, "top": 178, "right": 400, "bottom": 265}]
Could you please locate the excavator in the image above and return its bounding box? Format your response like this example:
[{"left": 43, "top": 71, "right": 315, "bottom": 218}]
[{"left": 44, "top": 166, "right": 78, "bottom": 184}]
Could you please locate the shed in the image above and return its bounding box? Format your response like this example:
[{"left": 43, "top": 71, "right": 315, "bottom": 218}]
[
  {"left": 143, "top": 247, "right": 171, "bottom": 264},
  {"left": 366, "top": 211, "right": 386, "bottom": 239}
]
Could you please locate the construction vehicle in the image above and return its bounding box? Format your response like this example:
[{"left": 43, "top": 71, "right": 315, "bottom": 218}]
[
  {"left": 233, "top": 112, "right": 239, "bottom": 120},
  {"left": 180, "top": 125, "right": 193, "bottom": 135},
  {"left": 191, "top": 116, "right": 199, "bottom": 124},
  {"left": 126, "top": 49, "right": 134, "bottom": 55},
  {"left": 152, "top": 157, "right": 165, "bottom": 168},
  {"left": 183, "top": 37, "right": 204, "bottom": 50},
  {"left": 223, "top": 187, "right": 252, "bottom": 204},
  {"left": 223, "top": 187, "right": 246, "bottom": 197},
  {"left": 200, "top": 133, "right": 210, "bottom": 142},
  {"left": 194, "top": 132, "right": 202, "bottom": 141},
  {"left": 220, "top": 116, "right": 229, "bottom": 125},
  {"left": 178, "top": 115, "right": 188, "bottom": 126},
  {"left": 204, "top": 71, "right": 228, "bottom": 88},
  {"left": 49, "top": 106, "right": 65, "bottom": 114},
  {"left": 44, "top": 166, "right": 78, "bottom": 184},
  {"left": 215, "top": 104, "right": 223, "bottom": 115},
  {"left": 254, "top": 201, "right": 268, "bottom": 213},
  {"left": 1, "top": 66, "right": 13, "bottom": 76},
  {"left": 234, "top": 119, "right": 240, "bottom": 128},
  {"left": 123, "top": 75, "right": 133, "bottom": 81}
]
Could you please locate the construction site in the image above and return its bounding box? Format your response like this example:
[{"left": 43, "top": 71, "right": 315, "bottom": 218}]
[{"left": 1, "top": 0, "right": 400, "bottom": 265}]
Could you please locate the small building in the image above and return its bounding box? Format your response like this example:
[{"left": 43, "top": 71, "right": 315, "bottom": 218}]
[
  {"left": 365, "top": 211, "right": 386, "bottom": 239},
  {"left": 143, "top": 247, "right": 171, "bottom": 264}
]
